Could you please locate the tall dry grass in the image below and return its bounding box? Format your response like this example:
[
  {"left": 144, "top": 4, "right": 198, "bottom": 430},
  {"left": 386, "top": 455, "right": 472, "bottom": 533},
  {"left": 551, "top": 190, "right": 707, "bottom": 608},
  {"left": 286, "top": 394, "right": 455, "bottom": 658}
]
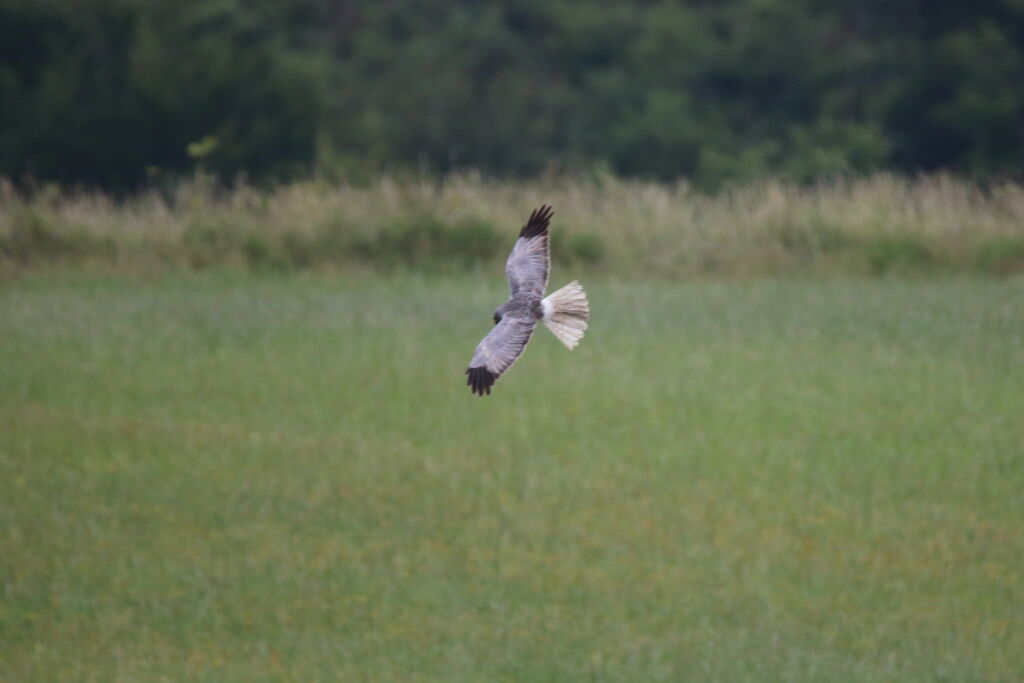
[{"left": 2, "top": 173, "right": 1024, "bottom": 276}]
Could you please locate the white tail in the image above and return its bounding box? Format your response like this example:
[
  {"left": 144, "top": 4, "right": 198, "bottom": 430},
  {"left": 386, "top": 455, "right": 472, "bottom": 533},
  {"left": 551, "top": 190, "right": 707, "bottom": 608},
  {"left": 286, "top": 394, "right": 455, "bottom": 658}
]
[{"left": 541, "top": 280, "right": 589, "bottom": 350}]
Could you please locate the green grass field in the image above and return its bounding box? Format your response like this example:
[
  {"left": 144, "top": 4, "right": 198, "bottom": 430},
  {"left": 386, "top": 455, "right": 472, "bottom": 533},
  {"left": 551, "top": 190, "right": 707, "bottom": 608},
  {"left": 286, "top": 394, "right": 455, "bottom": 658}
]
[{"left": 2, "top": 273, "right": 1023, "bottom": 681}]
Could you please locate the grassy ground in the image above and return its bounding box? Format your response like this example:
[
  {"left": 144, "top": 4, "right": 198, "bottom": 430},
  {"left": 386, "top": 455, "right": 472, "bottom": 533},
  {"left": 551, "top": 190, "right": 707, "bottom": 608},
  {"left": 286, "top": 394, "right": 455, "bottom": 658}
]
[{"left": 1, "top": 272, "right": 1023, "bottom": 681}]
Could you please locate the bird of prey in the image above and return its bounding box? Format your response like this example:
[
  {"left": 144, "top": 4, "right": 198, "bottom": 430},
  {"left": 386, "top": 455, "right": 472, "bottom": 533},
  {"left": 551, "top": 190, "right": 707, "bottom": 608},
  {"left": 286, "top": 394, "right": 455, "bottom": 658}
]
[{"left": 466, "top": 205, "right": 589, "bottom": 396}]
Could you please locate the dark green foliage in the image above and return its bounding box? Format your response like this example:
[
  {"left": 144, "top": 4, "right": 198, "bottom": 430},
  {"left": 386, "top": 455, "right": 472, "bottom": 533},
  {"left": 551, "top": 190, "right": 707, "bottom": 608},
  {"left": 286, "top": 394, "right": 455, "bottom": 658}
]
[
  {"left": 182, "top": 216, "right": 248, "bottom": 268},
  {"left": 773, "top": 220, "right": 853, "bottom": 261},
  {"left": 974, "top": 237, "right": 1024, "bottom": 275},
  {"left": 863, "top": 236, "right": 935, "bottom": 274},
  {"left": 552, "top": 232, "right": 605, "bottom": 267},
  {"left": 294, "top": 218, "right": 354, "bottom": 268},
  {"left": 2, "top": 1, "right": 1023, "bottom": 190},
  {"left": 0, "top": 209, "right": 66, "bottom": 263},
  {"left": 0, "top": 0, "right": 327, "bottom": 189},
  {"left": 132, "top": 212, "right": 505, "bottom": 271},
  {"left": 0, "top": 208, "right": 113, "bottom": 264},
  {"left": 242, "top": 234, "right": 292, "bottom": 272},
  {"left": 350, "top": 215, "right": 502, "bottom": 270}
]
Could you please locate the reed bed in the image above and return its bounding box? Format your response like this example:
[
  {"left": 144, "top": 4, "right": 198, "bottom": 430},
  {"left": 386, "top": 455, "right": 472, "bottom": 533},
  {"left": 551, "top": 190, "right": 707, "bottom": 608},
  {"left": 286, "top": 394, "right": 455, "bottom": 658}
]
[{"left": 2, "top": 174, "right": 1023, "bottom": 276}]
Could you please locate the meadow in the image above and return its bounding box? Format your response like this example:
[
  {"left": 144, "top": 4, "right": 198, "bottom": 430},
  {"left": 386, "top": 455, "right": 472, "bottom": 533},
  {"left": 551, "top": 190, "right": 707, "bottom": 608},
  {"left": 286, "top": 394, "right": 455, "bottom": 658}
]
[{"left": 2, "top": 271, "right": 1023, "bottom": 681}]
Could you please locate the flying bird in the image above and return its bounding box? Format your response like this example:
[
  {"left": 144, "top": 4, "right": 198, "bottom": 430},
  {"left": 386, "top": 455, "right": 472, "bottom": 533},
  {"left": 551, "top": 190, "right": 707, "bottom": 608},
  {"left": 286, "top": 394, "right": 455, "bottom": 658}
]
[{"left": 466, "top": 205, "right": 589, "bottom": 396}]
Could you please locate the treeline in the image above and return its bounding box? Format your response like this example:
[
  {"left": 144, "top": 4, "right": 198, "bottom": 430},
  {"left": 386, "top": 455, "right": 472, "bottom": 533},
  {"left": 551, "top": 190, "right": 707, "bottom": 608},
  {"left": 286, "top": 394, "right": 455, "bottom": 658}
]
[{"left": 2, "top": 0, "right": 1023, "bottom": 190}]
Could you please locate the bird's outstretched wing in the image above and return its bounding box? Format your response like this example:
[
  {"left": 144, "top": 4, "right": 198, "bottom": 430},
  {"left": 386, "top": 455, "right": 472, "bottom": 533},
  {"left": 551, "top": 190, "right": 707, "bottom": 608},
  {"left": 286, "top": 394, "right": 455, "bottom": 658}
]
[
  {"left": 465, "top": 315, "right": 537, "bottom": 396},
  {"left": 505, "top": 205, "right": 552, "bottom": 298}
]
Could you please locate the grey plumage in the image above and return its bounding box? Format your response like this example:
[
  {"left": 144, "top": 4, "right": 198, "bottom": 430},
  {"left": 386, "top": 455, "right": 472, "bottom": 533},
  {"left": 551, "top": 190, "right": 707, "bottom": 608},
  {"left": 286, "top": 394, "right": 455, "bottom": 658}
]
[{"left": 466, "top": 205, "right": 589, "bottom": 396}]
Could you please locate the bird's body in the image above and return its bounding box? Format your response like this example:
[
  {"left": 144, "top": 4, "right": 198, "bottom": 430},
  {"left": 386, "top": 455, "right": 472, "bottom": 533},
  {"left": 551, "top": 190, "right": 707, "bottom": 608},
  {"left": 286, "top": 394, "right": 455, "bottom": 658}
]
[
  {"left": 493, "top": 292, "right": 543, "bottom": 324},
  {"left": 466, "top": 205, "right": 589, "bottom": 396}
]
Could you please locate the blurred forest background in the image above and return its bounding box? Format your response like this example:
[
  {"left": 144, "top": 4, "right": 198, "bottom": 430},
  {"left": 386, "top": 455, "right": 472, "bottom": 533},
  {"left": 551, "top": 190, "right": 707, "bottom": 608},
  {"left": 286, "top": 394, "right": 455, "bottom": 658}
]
[{"left": 3, "top": 0, "right": 1023, "bottom": 191}]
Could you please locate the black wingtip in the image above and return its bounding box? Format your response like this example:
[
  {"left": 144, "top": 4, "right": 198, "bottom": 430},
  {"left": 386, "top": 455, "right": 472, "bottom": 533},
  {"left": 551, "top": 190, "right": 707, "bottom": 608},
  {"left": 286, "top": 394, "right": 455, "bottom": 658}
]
[
  {"left": 520, "top": 204, "right": 554, "bottom": 239},
  {"left": 466, "top": 366, "right": 496, "bottom": 396}
]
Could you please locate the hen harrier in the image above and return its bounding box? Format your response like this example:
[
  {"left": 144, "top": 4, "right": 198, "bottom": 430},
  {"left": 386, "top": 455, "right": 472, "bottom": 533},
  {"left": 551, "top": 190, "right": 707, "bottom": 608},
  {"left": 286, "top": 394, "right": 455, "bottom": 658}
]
[{"left": 466, "top": 205, "right": 589, "bottom": 396}]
